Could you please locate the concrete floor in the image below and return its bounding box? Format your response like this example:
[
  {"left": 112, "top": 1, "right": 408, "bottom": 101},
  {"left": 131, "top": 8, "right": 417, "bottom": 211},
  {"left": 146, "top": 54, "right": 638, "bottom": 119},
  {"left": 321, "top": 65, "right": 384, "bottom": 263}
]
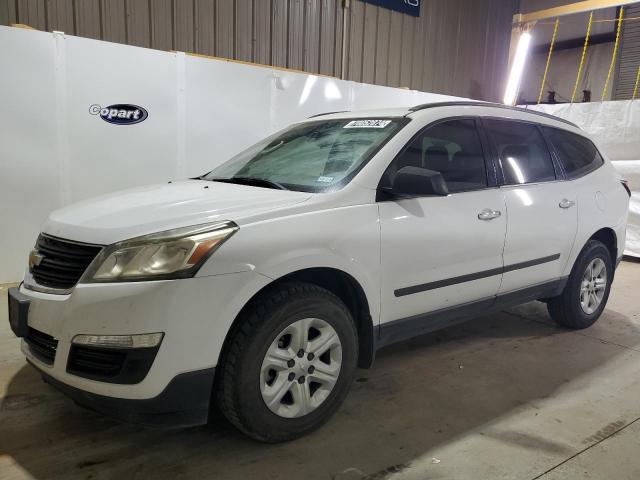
[{"left": 1, "top": 262, "right": 639, "bottom": 480}]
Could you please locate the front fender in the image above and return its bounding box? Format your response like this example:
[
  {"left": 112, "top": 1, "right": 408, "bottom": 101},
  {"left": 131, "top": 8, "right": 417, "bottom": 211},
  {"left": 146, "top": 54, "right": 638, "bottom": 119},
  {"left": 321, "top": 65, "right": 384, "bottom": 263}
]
[{"left": 197, "top": 204, "right": 382, "bottom": 322}]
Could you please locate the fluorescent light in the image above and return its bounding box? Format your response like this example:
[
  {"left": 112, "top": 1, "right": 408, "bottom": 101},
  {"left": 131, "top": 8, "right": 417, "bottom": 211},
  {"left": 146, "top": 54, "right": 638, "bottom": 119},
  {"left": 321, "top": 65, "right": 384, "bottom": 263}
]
[{"left": 503, "top": 32, "right": 532, "bottom": 106}]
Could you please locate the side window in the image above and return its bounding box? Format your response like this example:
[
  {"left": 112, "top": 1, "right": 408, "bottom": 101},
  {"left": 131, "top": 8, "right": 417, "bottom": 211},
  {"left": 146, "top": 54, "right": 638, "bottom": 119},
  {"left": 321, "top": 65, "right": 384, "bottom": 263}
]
[
  {"left": 543, "top": 127, "right": 604, "bottom": 179},
  {"left": 484, "top": 119, "right": 556, "bottom": 185},
  {"left": 388, "top": 119, "right": 488, "bottom": 193}
]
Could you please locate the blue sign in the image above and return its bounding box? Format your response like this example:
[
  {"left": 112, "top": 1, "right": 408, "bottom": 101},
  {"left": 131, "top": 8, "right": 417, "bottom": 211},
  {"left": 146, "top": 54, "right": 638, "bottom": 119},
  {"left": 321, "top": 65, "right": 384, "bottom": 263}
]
[{"left": 361, "top": 0, "right": 420, "bottom": 17}]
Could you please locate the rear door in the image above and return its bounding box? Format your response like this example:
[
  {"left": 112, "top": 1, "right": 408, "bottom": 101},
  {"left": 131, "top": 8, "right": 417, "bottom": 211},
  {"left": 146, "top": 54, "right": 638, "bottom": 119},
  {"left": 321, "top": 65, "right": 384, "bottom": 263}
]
[{"left": 482, "top": 118, "right": 578, "bottom": 294}]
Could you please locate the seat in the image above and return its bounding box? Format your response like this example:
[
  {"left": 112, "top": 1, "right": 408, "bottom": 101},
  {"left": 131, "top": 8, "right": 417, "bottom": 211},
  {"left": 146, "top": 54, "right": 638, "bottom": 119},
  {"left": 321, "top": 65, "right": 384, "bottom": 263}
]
[
  {"left": 400, "top": 145, "right": 424, "bottom": 170},
  {"left": 423, "top": 146, "right": 450, "bottom": 174},
  {"left": 450, "top": 151, "right": 486, "bottom": 183},
  {"left": 379, "top": 144, "right": 423, "bottom": 189}
]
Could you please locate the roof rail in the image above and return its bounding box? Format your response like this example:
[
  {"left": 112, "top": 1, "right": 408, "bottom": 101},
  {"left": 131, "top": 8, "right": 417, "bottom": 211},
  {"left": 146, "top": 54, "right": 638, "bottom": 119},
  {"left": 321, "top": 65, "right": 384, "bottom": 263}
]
[
  {"left": 307, "top": 110, "right": 349, "bottom": 118},
  {"left": 407, "top": 101, "right": 579, "bottom": 129}
]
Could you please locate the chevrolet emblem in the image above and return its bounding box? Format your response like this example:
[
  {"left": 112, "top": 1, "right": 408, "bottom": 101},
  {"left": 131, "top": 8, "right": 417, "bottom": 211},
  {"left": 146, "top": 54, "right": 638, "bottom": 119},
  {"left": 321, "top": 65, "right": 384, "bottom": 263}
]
[{"left": 29, "top": 249, "right": 44, "bottom": 269}]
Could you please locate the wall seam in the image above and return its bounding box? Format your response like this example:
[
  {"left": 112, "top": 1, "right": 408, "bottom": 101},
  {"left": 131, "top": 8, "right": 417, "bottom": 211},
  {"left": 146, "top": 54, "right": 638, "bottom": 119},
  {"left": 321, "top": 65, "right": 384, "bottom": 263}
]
[{"left": 53, "top": 31, "right": 71, "bottom": 205}]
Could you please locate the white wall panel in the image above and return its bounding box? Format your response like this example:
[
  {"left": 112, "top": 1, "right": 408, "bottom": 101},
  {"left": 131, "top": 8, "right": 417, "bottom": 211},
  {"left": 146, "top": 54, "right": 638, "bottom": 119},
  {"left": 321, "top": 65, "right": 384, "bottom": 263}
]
[
  {"left": 0, "top": 27, "right": 60, "bottom": 283},
  {"left": 351, "top": 82, "right": 454, "bottom": 111},
  {"left": 184, "top": 55, "right": 273, "bottom": 176},
  {"left": 0, "top": 26, "right": 463, "bottom": 282},
  {"left": 63, "top": 35, "right": 180, "bottom": 201},
  {"left": 271, "top": 74, "right": 352, "bottom": 132}
]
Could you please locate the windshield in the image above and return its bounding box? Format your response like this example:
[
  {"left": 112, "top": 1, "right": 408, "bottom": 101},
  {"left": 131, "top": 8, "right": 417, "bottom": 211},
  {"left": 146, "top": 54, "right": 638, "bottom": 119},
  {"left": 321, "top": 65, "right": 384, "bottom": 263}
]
[{"left": 202, "top": 118, "right": 406, "bottom": 192}]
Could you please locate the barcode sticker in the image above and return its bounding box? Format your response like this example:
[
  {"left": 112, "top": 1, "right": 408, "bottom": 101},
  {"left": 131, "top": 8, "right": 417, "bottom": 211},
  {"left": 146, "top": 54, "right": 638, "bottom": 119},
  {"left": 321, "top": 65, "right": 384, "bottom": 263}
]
[
  {"left": 317, "top": 176, "right": 334, "bottom": 183},
  {"left": 344, "top": 119, "right": 391, "bottom": 129}
]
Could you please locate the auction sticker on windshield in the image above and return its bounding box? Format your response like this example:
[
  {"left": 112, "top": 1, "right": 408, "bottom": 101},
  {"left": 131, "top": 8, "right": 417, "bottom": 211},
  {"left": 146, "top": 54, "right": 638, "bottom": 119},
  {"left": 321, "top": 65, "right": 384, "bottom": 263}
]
[{"left": 343, "top": 120, "right": 391, "bottom": 128}]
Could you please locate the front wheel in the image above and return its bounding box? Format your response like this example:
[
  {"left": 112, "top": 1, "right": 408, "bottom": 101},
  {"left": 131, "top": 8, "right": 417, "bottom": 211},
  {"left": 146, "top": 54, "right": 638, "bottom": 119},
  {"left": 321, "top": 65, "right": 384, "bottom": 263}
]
[
  {"left": 548, "top": 239, "right": 613, "bottom": 329},
  {"left": 216, "top": 282, "right": 358, "bottom": 442}
]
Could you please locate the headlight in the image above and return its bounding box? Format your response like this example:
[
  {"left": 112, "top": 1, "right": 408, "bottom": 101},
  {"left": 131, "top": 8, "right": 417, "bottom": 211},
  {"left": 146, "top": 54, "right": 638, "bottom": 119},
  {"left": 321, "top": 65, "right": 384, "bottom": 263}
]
[{"left": 83, "top": 221, "right": 238, "bottom": 282}]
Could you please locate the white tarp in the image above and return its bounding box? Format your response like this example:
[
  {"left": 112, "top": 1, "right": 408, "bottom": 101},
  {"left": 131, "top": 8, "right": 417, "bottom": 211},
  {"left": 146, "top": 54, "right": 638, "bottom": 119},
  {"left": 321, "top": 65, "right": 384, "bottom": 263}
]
[
  {"left": 528, "top": 102, "right": 640, "bottom": 257},
  {"left": 611, "top": 160, "right": 640, "bottom": 258},
  {"left": 0, "top": 26, "right": 462, "bottom": 283}
]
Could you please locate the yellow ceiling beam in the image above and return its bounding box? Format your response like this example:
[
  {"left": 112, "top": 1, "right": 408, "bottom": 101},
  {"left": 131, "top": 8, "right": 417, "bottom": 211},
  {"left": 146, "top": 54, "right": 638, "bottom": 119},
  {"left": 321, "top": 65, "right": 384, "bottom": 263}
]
[{"left": 514, "top": 0, "right": 637, "bottom": 24}]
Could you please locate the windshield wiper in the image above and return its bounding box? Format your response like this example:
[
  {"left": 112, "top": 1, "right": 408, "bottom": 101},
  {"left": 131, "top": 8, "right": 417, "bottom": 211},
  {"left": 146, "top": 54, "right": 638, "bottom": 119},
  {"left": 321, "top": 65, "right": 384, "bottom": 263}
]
[{"left": 208, "top": 176, "right": 288, "bottom": 190}]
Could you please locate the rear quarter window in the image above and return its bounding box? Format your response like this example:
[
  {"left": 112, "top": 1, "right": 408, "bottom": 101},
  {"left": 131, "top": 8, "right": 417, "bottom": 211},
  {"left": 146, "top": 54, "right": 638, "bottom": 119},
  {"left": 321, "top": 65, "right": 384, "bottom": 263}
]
[{"left": 542, "top": 127, "right": 604, "bottom": 179}]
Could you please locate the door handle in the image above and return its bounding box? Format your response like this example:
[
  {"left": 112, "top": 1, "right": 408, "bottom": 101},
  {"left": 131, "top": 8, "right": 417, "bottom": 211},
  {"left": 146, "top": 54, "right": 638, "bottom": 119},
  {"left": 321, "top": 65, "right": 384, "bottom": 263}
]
[
  {"left": 478, "top": 208, "right": 502, "bottom": 221},
  {"left": 559, "top": 198, "right": 576, "bottom": 209}
]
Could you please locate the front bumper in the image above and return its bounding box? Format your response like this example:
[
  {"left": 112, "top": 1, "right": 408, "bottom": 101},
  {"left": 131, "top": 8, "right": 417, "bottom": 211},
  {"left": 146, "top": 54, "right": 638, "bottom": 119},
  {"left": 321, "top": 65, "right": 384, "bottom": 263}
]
[
  {"left": 35, "top": 362, "right": 215, "bottom": 427},
  {"left": 12, "top": 270, "right": 271, "bottom": 405}
]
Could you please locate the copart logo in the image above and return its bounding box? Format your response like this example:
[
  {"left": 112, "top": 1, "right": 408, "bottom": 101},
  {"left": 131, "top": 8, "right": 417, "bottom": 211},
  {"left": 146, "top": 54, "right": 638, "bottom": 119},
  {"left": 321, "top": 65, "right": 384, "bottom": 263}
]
[{"left": 89, "top": 104, "right": 148, "bottom": 125}]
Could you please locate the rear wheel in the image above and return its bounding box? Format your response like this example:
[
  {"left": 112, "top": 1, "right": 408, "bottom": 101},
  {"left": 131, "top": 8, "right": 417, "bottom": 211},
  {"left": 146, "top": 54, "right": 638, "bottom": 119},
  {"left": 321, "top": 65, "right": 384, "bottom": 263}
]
[
  {"left": 216, "top": 282, "right": 358, "bottom": 442},
  {"left": 548, "top": 240, "right": 613, "bottom": 329}
]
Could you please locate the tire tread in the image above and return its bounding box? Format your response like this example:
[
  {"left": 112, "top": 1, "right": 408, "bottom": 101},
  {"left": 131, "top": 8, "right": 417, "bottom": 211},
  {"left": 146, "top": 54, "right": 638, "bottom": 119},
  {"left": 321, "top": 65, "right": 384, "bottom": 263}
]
[
  {"left": 216, "top": 282, "right": 353, "bottom": 442},
  {"left": 547, "top": 239, "right": 612, "bottom": 329}
]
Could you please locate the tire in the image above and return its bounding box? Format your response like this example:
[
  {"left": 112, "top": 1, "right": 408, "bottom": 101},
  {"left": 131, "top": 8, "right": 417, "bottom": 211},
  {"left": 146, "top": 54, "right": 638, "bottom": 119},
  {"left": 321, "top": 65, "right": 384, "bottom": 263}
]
[
  {"left": 215, "top": 282, "right": 358, "bottom": 442},
  {"left": 548, "top": 239, "right": 613, "bottom": 329}
]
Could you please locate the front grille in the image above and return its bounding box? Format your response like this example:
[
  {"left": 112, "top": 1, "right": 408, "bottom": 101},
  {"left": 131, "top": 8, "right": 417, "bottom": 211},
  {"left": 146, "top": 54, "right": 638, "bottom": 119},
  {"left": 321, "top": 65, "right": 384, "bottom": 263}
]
[
  {"left": 67, "top": 345, "right": 159, "bottom": 384},
  {"left": 30, "top": 234, "right": 102, "bottom": 290},
  {"left": 25, "top": 328, "right": 58, "bottom": 365}
]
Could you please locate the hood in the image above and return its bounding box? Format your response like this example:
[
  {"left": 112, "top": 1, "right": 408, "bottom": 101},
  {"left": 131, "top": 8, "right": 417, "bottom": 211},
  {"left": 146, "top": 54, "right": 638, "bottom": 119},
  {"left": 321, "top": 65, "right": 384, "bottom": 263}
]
[{"left": 43, "top": 180, "right": 312, "bottom": 245}]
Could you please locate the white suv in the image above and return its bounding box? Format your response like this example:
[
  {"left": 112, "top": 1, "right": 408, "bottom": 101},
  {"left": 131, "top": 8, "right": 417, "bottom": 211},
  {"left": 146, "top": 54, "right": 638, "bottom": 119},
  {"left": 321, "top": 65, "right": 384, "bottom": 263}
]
[{"left": 8, "top": 102, "right": 630, "bottom": 442}]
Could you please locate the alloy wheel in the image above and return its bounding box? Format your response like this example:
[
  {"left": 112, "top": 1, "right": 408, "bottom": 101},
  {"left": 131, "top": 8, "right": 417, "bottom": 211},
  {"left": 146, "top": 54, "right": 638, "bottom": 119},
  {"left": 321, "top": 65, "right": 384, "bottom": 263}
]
[
  {"left": 580, "top": 257, "right": 607, "bottom": 315},
  {"left": 260, "top": 318, "right": 342, "bottom": 418}
]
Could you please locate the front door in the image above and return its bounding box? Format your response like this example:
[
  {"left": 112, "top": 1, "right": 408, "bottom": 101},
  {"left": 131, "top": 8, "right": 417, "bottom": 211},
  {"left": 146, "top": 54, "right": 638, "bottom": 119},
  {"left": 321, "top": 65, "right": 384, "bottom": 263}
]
[{"left": 379, "top": 118, "right": 507, "bottom": 331}]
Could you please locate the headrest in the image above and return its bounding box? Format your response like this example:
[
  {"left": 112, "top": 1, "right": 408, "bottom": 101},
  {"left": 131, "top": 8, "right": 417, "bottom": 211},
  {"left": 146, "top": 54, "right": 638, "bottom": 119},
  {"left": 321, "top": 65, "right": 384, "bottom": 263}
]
[
  {"left": 424, "top": 146, "right": 449, "bottom": 158},
  {"left": 424, "top": 146, "right": 450, "bottom": 171}
]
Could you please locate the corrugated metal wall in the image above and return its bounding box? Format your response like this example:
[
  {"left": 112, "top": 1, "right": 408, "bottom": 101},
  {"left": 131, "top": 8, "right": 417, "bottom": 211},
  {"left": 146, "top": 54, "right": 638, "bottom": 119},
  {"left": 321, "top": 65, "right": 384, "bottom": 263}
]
[
  {"left": 0, "top": 0, "right": 517, "bottom": 101},
  {"left": 614, "top": 4, "right": 640, "bottom": 99}
]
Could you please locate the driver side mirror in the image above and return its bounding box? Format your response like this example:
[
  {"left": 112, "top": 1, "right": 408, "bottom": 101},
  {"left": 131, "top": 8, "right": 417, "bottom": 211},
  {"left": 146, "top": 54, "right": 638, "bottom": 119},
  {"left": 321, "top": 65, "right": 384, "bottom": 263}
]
[{"left": 386, "top": 166, "right": 449, "bottom": 198}]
